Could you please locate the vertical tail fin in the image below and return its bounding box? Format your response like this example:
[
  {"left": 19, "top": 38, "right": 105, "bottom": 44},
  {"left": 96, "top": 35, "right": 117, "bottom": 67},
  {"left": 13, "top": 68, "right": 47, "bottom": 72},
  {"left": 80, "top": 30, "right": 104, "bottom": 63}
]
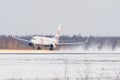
[{"left": 54, "top": 24, "right": 61, "bottom": 42}]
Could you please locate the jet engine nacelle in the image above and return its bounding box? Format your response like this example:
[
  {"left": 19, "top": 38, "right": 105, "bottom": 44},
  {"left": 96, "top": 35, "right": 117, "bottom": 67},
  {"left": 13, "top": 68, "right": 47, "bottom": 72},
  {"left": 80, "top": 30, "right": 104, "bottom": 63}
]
[{"left": 29, "top": 43, "right": 34, "bottom": 47}]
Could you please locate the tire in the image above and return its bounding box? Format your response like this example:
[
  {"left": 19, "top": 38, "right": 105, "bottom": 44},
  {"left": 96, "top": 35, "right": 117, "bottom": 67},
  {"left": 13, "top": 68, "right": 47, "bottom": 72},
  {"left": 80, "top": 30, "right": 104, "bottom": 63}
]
[{"left": 37, "top": 46, "right": 41, "bottom": 50}]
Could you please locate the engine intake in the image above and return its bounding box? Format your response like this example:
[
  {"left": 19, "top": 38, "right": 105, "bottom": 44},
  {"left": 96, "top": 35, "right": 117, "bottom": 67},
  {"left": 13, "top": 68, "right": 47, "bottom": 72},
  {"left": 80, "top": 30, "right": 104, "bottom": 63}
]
[{"left": 29, "top": 43, "right": 33, "bottom": 47}]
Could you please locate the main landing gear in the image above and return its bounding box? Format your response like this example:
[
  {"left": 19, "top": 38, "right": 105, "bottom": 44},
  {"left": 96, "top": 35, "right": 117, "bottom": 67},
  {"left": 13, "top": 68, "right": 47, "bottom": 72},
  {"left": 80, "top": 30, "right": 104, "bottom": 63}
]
[{"left": 37, "top": 45, "right": 41, "bottom": 50}]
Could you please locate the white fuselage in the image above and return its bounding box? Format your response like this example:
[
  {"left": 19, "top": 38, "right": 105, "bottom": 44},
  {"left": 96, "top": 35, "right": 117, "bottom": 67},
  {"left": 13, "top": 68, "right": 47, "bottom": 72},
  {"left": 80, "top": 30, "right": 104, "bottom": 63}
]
[{"left": 30, "top": 36, "right": 58, "bottom": 46}]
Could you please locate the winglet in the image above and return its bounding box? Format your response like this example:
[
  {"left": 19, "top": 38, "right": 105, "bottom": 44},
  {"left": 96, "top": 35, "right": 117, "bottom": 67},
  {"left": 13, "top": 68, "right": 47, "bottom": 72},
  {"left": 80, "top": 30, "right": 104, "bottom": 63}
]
[
  {"left": 11, "top": 35, "right": 14, "bottom": 37},
  {"left": 85, "top": 37, "right": 89, "bottom": 43}
]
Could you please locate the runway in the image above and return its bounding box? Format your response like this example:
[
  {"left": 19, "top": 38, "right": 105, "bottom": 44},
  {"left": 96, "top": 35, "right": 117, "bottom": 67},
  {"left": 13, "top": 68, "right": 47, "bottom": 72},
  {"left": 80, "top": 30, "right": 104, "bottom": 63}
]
[
  {"left": 0, "top": 49, "right": 120, "bottom": 54},
  {"left": 0, "top": 49, "right": 56, "bottom": 53}
]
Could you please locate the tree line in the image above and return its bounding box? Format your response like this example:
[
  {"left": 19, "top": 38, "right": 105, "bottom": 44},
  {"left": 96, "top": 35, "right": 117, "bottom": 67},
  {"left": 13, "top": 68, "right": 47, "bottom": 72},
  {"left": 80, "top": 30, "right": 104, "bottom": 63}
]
[{"left": 0, "top": 35, "right": 120, "bottom": 50}]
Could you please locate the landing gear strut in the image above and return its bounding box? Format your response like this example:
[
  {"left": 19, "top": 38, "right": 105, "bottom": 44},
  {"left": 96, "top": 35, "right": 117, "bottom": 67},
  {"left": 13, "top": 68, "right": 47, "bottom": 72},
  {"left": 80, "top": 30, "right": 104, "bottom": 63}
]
[{"left": 37, "top": 45, "right": 41, "bottom": 50}]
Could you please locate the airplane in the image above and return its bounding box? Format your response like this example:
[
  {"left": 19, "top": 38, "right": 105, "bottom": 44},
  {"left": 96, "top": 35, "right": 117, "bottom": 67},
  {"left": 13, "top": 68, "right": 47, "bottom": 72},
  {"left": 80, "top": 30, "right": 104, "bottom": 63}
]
[{"left": 12, "top": 24, "right": 88, "bottom": 50}]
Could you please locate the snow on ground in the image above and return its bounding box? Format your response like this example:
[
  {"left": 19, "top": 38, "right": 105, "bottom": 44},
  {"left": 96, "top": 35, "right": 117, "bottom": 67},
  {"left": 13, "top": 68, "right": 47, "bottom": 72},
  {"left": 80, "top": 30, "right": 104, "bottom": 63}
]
[
  {"left": 0, "top": 53, "right": 120, "bottom": 80},
  {"left": 58, "top": 46, "right": 120, "bottom": 53}
]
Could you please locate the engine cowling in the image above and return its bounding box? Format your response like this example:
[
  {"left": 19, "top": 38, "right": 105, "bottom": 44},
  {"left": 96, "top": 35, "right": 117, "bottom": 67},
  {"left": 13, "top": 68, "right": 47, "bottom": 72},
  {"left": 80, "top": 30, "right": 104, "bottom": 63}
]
[{"left": 29, "top": 43, "right": 33, "bottom": 47}]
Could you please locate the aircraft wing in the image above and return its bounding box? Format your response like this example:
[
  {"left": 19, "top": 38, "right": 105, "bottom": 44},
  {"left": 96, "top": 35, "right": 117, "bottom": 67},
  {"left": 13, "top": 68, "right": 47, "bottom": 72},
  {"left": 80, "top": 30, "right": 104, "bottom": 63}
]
[
  {"left": 12, "top": 36, "right": 31, "bottom": 43},
  {"left": 58, "top": 38, "right": 89, "bottom": 46},
  {"left": 58, "top": 42, "right": 85, "bottom": 46}
]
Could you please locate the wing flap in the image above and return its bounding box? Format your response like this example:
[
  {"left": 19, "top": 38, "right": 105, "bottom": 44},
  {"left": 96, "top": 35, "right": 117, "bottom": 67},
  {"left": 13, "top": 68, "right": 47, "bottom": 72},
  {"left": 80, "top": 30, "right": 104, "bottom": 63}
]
[
  {"left": 57, "top": 42, "right": 85, "bottom": 46},
  {"left": 57, "top": 38, "right": 89, "bottom": 46}
]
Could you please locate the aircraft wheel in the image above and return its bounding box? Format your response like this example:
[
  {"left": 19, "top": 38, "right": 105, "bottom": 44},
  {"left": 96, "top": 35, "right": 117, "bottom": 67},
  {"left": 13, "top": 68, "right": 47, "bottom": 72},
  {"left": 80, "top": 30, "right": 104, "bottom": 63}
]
[{"left": 37, "top": 46, "right": 41, "bottom": 50}]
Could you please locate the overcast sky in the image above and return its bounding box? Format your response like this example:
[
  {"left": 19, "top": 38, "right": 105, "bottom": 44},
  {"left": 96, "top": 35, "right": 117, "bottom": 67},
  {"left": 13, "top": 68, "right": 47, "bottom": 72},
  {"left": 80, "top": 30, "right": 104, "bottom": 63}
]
[{"left": 0, "top": 0, "right": 120, "bottom": 36}]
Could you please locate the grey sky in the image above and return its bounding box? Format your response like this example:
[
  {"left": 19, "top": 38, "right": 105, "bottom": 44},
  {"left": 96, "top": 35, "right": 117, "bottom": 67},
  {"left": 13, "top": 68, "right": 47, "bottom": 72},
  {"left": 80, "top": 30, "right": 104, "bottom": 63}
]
[{"left": 0, "top": 0, "right": 120, "bottom": 36}]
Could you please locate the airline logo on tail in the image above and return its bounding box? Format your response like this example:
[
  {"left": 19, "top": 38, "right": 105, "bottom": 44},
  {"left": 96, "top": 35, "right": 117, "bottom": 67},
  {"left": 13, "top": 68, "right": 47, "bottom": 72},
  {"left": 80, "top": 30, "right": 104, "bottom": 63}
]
[{"left": 54, "top": 24, "right": 61, "bottom": 42}]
